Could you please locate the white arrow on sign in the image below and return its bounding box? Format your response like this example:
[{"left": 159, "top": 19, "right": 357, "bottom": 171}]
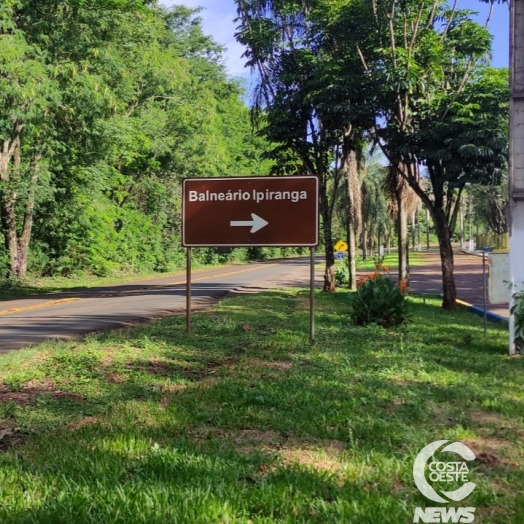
[{"left": 230, "top": 213, "right": 268, "bottom": 233}]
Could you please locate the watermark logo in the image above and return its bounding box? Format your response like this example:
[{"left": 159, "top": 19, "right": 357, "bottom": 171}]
[{"left": 413, "top": 440, "right": 476, "bottom": 523}]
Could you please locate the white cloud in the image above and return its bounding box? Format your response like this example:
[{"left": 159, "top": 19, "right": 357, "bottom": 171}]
[{"left": 161, "top": 1, "right": 252, "bottom": 80}]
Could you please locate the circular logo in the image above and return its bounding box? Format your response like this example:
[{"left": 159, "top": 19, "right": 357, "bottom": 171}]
[{"left": 413, "top": 440, "right": 476, "bottom": 503}]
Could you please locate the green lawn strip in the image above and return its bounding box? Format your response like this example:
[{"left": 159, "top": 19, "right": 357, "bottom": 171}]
[
  {"left": 316, "top": 252, "right": 430, "bottom": 273},
  {"left": 354, "top": 252, "right": 428, "bottom": 271},
  {"left": 0, "top": 291, "right": 523, "bottom": 523}
]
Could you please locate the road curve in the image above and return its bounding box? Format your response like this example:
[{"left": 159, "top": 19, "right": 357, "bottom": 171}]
[{"left": 0, "top": 259, "right": 314, "bottom": 353}]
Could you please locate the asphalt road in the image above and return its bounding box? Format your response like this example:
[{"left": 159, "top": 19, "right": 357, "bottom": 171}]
[{"left": 0, "top": 259, "right": 314, "bottom": 353}]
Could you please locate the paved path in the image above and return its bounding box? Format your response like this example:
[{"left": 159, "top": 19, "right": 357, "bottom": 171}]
[
  {"left": 408, "top": 250, "right": 508, "bottom": 318},
  {"left": 0, "top": 250, "right": 508, "bottom": 353},
  {"left": 0, "top": 259, "right": 316, "bottom": 353}
]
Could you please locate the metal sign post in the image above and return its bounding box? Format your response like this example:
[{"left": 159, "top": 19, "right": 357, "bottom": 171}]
[
  {"left": 182, "top": 176, "right": 319, "bottom": 340},
  {"left": 186, "top": 248, "right": 192, "bottom": 334},
  {"left": 482, "top": 250, "right": 487, "bottom": 335},
  {"left": 481, "top": 247, "right": 493, "bottom": 336},
  {"left": 310, "top": 247, "right": 315, "bottom": 342}
]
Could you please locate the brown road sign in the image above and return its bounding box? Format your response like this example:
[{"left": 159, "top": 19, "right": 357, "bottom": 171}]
[{"left": 182, "top": 176, "right": 318, "bottom": 247}]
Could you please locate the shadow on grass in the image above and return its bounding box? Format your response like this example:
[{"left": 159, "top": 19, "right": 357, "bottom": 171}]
[{"left": 0, "top": 289, "right": 522, "bottom": 523}]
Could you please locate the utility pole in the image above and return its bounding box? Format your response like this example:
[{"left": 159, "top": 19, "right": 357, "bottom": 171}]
[{"left": 509, "top": 0, "right": 524, "bottom": 355}]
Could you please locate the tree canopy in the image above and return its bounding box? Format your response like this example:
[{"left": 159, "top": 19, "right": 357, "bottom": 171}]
[
  {"left": 0, "top": 1, "right": 274, "bottom": 278},
  {"left": 235, "top": 0, "right": 509, "bottom": 307}
]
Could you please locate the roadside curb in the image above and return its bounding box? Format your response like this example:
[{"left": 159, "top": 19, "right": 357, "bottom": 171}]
[{"left": 456, "top": 299, "right": 509, "bottom": 324}]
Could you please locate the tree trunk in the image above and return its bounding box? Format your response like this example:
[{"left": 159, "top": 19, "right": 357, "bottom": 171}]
[
  {"left": 319, "top": 177, "right": 335, "bottom": 292},
  {"left": 398, "top": 193, "right": 409, "bottom": 288},
  {"left": 361, "top": 225, "right": 367, "bottom": 259},
  {"left": 347, "top": 220, "right": 357, "bottom": 290},
  {"left": 0, "top": 135, "right": 23, "bottom": 279},
  {"left": 459, "top": 202, "right": 465, "bottom": 248},
  {"left": 469, "top": 193, "right": 474, "bottom": 251},
  {"left": 0, "top": 192, "right": 19, "bottom": 276},
  {"left": 344, "top": 149, "right": 359, "bottom": 290},
  {"left": 433, "top": 208, "right": 457, "bottom": 310},
  {"left": 426, "top": 206, "right": 431, "bottom": 250},
  {"left": 416, "top": 212, "right": 421, "bottom": 251},
  {"left": 411, "top": 210, "right": 416, "bottom": 252},
  {"left": 17, "top": 168, "right": 39, "bottom": 279}
]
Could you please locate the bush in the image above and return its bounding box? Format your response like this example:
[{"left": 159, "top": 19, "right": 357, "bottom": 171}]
[
  {"left": 348, "top": 274, "right": 408, "bottom": 328},
  {"left": 335, "top": 266, "right": 349, "bottom": 287}
]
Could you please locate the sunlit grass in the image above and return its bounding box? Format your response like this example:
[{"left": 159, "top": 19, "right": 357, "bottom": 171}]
[{"left": 0, "top": 290, "right": 522, "bottom": 523}]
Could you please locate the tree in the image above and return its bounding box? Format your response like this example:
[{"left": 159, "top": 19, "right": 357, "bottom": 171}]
[
  {"left": 0, "top": 3, "right": 58, "bottom": 278},
  {"left": 353, "top": 1, "right": 506, "bottom": 309},
  {"left": 472, "top": 179, "right": 508, "bottom": 235},
  {"left": 1, "top": 1, "right": 274, "bottom": 278},
  {"left": 235, "top": 0, "right": 377, "bottom": 291}
]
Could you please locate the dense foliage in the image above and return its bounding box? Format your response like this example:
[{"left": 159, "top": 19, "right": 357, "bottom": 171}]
[
  {"left": 348, "top": 273, "right": 408, "bottom": 328},
  {"left": 0, "top": 1, "right": 274, "bottom": 278},
  {"left": 235, "top": 0, "right": 509, "bottom": 308}
]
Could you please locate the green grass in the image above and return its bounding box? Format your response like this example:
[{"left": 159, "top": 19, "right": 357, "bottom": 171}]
[
  {"left": 319, "top": 252, "right": 430, "bottom": 273},
  {"left": 0, "top": 291, "right": 523, "bottom": 522},
  {"left": 355, "top": 252, "right": 428, "bottom": 271}
]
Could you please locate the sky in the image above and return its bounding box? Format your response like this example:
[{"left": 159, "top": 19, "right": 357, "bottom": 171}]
[{"left": 163, "top": 0, "right": 510, "bottom": 81}]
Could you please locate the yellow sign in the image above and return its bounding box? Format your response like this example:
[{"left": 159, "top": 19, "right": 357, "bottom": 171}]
[{"left": 334, "top": 240, "right": 348, "bottom": 252}]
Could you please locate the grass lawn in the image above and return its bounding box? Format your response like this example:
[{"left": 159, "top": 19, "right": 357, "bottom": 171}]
[
  {"left": 0, "top": 290, "right": 523, "bottom": 523},
  {"left": 354, "top": 252, "right": 428, "bottom": 271},
  {"left": 317, "top": 252, "right": 430, "bottom": 273}
]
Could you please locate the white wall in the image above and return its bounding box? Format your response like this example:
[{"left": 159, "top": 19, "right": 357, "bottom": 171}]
[{"left": 489, "top": 253, "right": 510, "bottom": 303}]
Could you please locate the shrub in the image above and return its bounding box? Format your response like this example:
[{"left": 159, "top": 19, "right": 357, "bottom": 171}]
[
  {"left": 335, "top": 266, "right": 349, "bottom": 287},
  {"left": 348, "top": 274, "right": 408, "bottom": 328}
]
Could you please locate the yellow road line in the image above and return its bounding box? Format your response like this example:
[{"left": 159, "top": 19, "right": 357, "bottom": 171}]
[
  {"left": 169, "top": 263, "right": 278, "bottom": 285},
  {"left": 0, "top": 263, "right": 279, "bottom": 316},
  {"left": 0, "top": 298, "right": 82, "bottom": 317}
]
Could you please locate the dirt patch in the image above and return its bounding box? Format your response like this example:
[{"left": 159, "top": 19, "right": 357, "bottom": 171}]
[
  {"left": 468, "top": 410, "right": 513, "bottom": 429},
  {"left": 188, "top": 427, "right": 346, "bottom": 474},
  {"left": 100, "top": 345, "right": 126, "bottom": 365},
  {"left": 230, "top": 429, "right": 281, "bottom": 451},
  {"left": 0, "top": 382, "right": 85, "bottom": 407},
  {"left": 243, "top": 358, "right": 293, "bottom": 371},
  {"left": 462, "top": 437, "right": 518, "bottom": 467},
  {"left": 206, "top": 358, "right": 239, "bottom": 372},
  {"left": 279, "top": 438, "right": 346, "bottom": 473},
  {"left": 52, "top": 392, "right": 86, "bottom": 402},
  {"left": 126, "top": 358, "right": 178, "bottom": 377},
  {"left": 428, "top": 405, "right": 461, "bottom": 426},
  {"left": 265, "top": 361, "right": 293, "bottom": 371},
  {"left": 107, "top": 372, "right": 124, "bottom": 383},
  {"left": 190, "top": 427, "right": 280, "bottom": 452},
  {"left": 65, "top": 416, "right": 99, "bottom": 431},
  {"left": 0, "top": 427, "right": 24, "bottom": 452}
]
